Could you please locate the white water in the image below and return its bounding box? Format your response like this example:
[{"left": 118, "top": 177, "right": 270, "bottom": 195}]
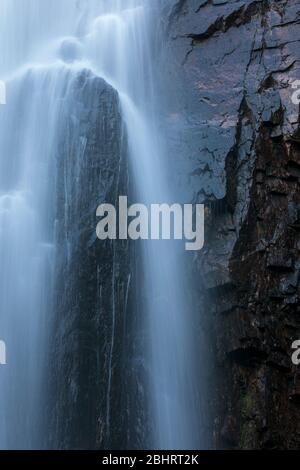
[{"left": 0, "top": 0, "right": 202, "bottom": 449}]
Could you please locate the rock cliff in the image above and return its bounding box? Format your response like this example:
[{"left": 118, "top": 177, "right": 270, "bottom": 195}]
[
  {"left": 159, "top": 0, "right": 300, "bottom": 449},
  {"left": 48, "top": 70, "right": 137, "bottom": 449}
]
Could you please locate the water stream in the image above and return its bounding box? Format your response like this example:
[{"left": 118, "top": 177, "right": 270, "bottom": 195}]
[{"left": 0, "top": 0, "right": 203, "bottom": 449}]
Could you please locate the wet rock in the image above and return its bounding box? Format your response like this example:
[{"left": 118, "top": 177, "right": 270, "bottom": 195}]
[
  {"left": 160, "top": 0, "right": 300, "bottom": 449},
  {"left": 47, "top": 70, "right": 141, "bottom": 450},
  {"left": 267, "top": 250, "right": 294, "bottom": 272}
]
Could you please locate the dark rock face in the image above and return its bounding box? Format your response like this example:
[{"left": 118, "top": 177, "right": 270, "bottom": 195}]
[
  {"left": 48, "top": 70, "right": 136, "bottom": 449},
  {"left": 159, "top": 0, "right": 300, "bottom": 449}
]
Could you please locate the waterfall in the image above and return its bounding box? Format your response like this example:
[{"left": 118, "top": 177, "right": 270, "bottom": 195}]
[{"left": 0, "top": 0, "right": 203, "bottom": 449}]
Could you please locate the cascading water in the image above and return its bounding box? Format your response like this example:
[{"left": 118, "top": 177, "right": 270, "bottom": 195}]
[{"left": 0, "top": 0, "right": 204, "bottom": 449}]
